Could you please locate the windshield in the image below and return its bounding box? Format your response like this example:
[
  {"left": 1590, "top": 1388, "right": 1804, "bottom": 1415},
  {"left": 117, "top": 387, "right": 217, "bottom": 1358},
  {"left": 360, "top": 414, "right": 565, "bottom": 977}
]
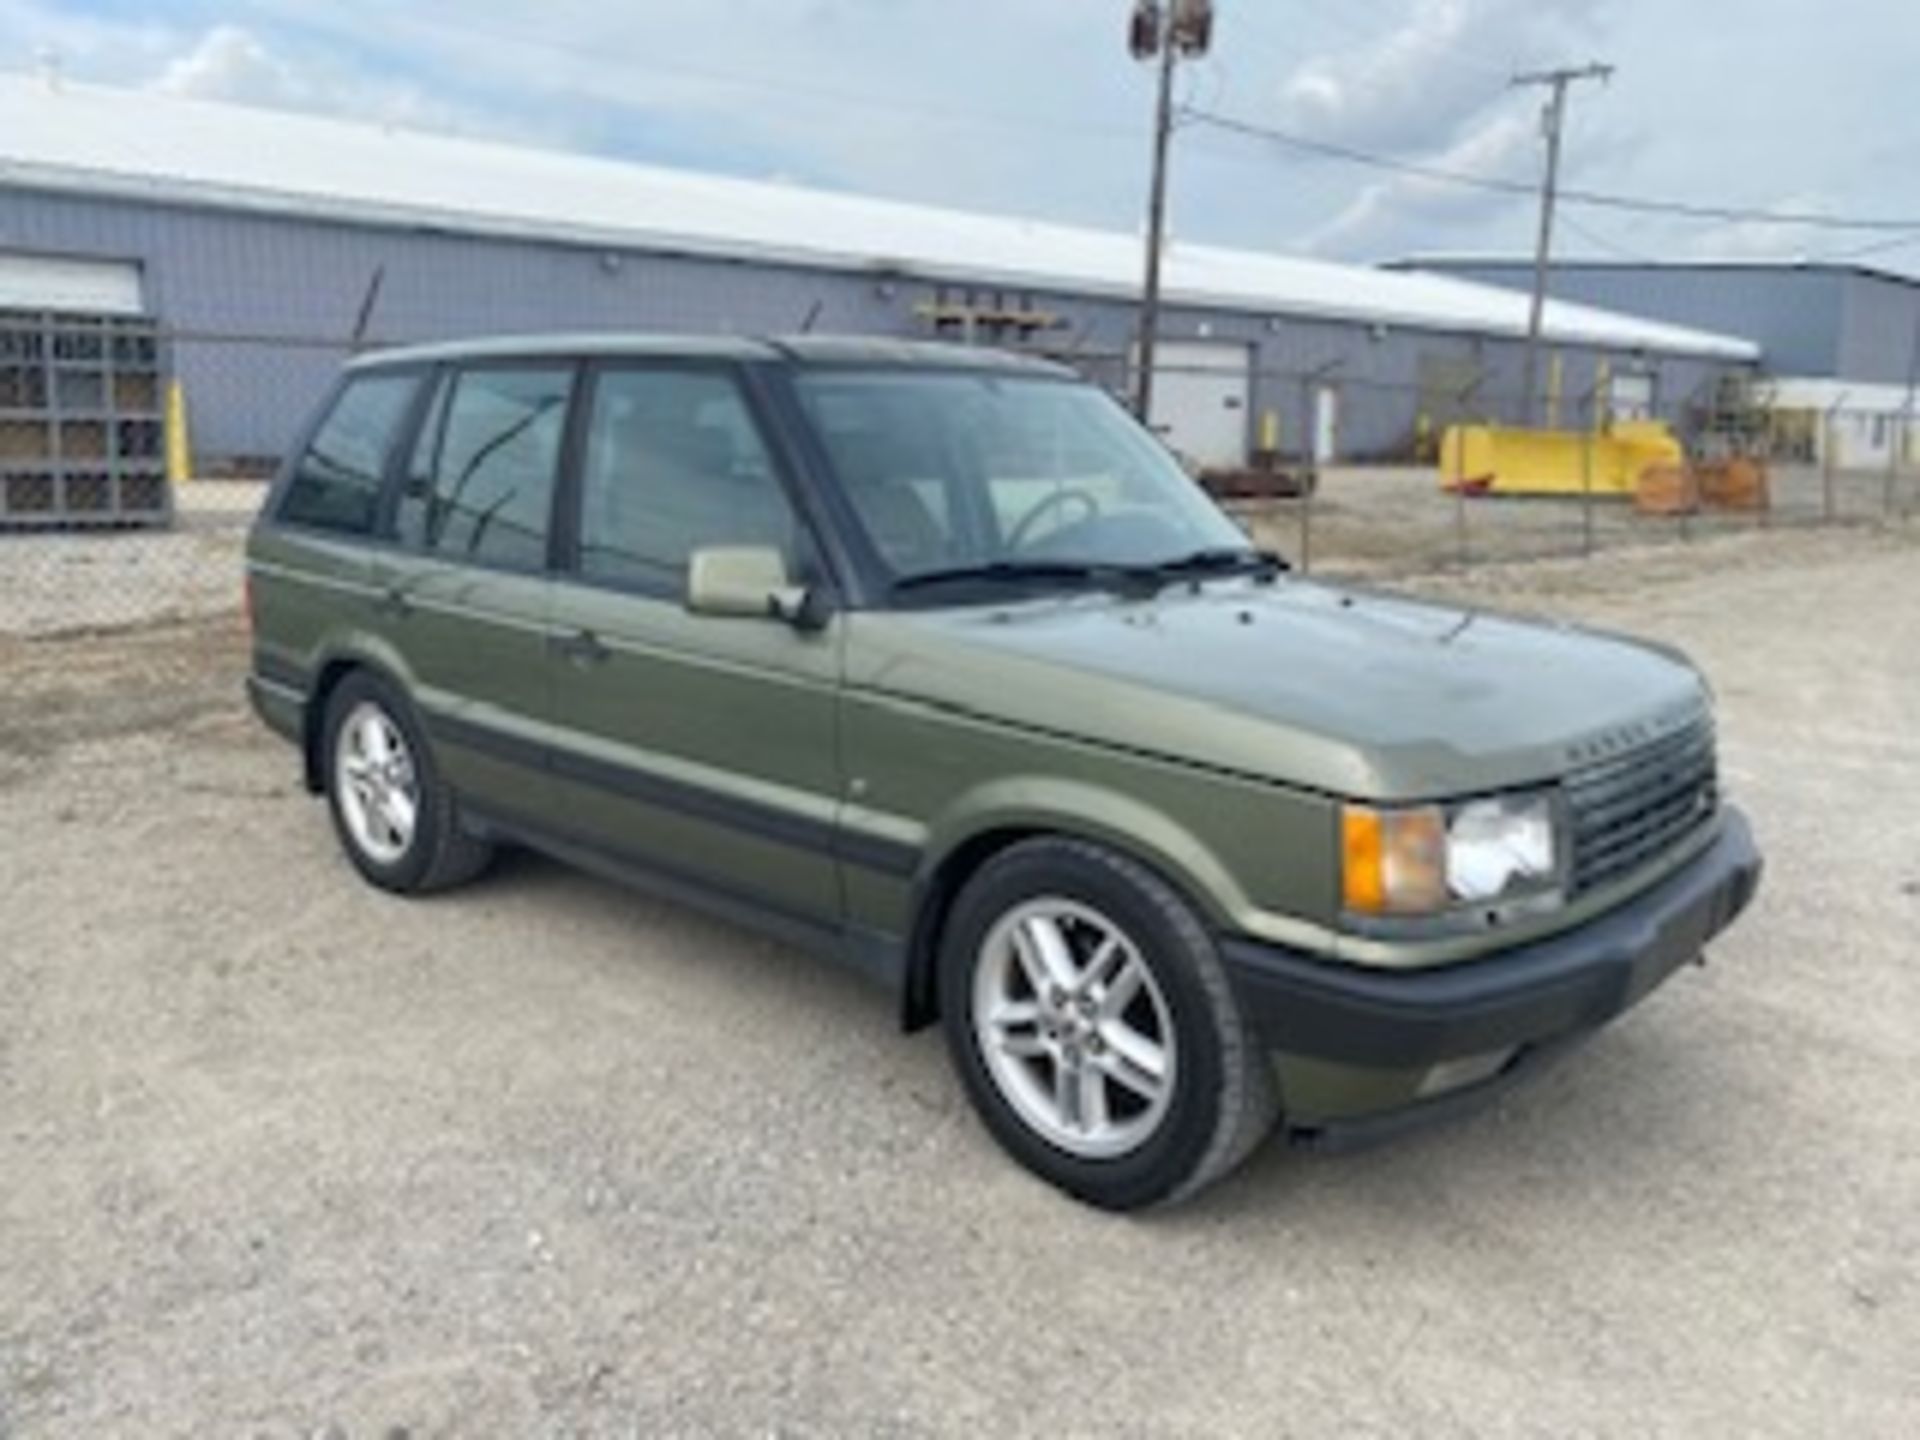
[{"left": 792, "top": 370, "right": 1252, "bottom": 599}]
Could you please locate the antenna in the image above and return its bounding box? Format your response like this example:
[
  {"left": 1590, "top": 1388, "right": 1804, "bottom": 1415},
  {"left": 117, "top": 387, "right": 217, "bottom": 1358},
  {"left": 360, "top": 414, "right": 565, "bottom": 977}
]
[{"left": 350, "top": 266, "right": 386, "bottom": 352}]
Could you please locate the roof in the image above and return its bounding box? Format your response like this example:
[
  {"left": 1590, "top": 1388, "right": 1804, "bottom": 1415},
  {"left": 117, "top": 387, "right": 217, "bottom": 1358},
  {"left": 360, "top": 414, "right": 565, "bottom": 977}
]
[
  {"left": 352, "top": 332, "right": 1076, "bottom": 374},
  {"left": 1751, "top": 375, "right": 1919, "bottom": 410},
  {"left": 0, "top": 72, "right": 1757, "bottom": 362},
  {"left": 1399, "top": 255, "right": 1920, "bottom": 290}
]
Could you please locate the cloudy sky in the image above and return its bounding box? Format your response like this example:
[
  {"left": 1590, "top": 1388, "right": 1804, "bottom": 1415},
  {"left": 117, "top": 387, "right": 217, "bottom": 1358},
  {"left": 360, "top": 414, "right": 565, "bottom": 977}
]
[{"left": 3, "top": 0, "right": 1917, "bottom": 276}]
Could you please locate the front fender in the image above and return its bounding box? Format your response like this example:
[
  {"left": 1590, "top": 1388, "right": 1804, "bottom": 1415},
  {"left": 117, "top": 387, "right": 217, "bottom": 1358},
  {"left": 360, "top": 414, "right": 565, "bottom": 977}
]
[{"left": 920, "top": 774, "right": 1256, "bottom": 931}]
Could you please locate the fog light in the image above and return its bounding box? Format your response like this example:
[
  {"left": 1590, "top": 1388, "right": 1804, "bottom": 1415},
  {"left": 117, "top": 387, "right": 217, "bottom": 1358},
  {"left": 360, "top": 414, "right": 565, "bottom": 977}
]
[{"left": 1416, "top": 1048, "right": 1517, "bottom": 1099}]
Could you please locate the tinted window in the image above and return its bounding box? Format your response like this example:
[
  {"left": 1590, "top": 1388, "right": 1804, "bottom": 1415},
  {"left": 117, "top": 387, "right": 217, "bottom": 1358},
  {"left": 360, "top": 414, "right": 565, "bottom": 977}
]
[
  {"left": 279, "top": 372, "right": 417, "bottom": 534},
  {"left": 404, "top": 366, "right": 572, "bottom": 570},
  {"left": 577, "top": 369, "right": 796, "bottom": 590}
]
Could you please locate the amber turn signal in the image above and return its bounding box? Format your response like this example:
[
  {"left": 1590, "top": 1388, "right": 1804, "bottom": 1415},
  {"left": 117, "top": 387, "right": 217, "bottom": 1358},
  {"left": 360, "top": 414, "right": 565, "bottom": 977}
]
[{"left": 1341, "top": 803, "right": 1449, "bottom": 914}]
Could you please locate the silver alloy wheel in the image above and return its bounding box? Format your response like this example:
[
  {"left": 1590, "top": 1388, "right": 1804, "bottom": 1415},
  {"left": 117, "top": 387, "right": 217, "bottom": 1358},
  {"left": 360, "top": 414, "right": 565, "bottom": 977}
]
[
  {"left": 333, "top": 699, "right": 420, "bottom": 866},
  {"left": 971, "top": 896, "right": 1178, "bottom": 1160}
]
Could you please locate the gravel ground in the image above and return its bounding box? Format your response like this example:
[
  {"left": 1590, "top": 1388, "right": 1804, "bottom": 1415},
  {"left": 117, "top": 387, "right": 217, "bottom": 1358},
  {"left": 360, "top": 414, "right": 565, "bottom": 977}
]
[{"left": 1, "top": 525, "right": 1916, "bottom": 1436}]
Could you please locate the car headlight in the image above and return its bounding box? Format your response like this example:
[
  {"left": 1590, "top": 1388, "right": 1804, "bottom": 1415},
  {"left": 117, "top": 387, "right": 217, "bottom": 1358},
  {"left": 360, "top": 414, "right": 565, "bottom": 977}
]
[{"left": 1342, "top": 792, "right": 1561, "bottom": 917}]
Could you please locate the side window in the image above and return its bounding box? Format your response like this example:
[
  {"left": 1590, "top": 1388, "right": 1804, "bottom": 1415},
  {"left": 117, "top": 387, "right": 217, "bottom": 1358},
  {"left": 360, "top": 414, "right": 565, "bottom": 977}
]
[
  {"left": 577, "top": 369, "right": 797, "bottom": 590},
  {"left": 401, "top": 365, "right": 572, "bottom": 570},
  {"left": 278, "top": 371, "right": 418, "bottom": 534}
]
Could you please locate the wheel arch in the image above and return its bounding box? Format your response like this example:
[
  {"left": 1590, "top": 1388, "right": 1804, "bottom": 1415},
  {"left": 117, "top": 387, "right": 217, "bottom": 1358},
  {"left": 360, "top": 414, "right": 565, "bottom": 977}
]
[
  {"left": 897, "top": 781, "right": 1251, "bottom": 1032},
  {"left": 298, "top": 639, "right": 418, "bottom": 794}
]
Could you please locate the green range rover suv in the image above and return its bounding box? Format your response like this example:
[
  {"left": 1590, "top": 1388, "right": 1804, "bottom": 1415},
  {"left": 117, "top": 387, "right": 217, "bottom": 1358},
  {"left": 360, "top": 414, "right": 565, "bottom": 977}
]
[{"left": 246, "top": 335, "right": 1761, "bottom": 1209}]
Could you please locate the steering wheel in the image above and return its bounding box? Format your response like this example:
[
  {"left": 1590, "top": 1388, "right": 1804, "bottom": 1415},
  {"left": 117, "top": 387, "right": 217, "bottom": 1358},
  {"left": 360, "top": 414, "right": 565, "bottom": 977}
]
[{"left": 1007, "top": 486, "right": 1102, "bottom": 552}]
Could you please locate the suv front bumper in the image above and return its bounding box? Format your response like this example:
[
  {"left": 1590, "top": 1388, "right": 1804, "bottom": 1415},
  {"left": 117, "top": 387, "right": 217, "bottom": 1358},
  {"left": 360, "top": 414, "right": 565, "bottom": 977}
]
[{"left": 1220, "top": 807, "right": 1761, "bottom": 1142}]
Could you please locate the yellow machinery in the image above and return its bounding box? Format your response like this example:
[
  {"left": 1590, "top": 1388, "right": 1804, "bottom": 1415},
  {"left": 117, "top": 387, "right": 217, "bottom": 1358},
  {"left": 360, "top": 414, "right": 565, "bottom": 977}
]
[{"left": 1439, "top": 421, "right": 1683, "bottom": 496}]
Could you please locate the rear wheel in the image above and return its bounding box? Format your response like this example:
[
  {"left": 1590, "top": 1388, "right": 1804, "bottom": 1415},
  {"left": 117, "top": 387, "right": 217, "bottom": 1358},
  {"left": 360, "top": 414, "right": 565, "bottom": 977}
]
[
  {"left": 939, "top": 837, "right": 1278, "bottom": 1210},
  {"left": 322, "top": 671, "right": 492, "bottom": 894}
]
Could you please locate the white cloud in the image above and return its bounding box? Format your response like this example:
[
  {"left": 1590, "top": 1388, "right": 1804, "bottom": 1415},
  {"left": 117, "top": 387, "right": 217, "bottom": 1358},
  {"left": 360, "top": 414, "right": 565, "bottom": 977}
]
[
  {"left": 1300, "top": 108, "right": 1538, "bottom": 259},
  {"left": 1274, "top": 0, "right": 1608, "bottom": 152},
  {"left": 143, "top": 22, "right": 553, "bottom": 144},
  {"left": 151, "top": 24, "right": 303, "bottom": 106}
]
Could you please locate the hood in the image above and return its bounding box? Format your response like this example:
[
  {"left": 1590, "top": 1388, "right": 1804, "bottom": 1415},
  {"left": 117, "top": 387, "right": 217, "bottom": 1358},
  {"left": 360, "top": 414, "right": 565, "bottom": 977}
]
[{"left": 847, "top": 577, "right": 1708, "bottom": 800}]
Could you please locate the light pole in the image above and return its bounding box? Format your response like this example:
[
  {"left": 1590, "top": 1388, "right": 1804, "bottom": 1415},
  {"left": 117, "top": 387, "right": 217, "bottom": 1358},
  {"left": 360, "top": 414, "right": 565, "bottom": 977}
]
[{"left": 1130, "top": 0, "right": 1212, "bottom": 423}]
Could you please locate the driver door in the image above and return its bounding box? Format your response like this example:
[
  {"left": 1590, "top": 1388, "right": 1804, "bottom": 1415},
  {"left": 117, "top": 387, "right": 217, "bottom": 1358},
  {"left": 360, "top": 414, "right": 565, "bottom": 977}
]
[{"left": 545, "top": 362, "right": 845, "bottom": 932}]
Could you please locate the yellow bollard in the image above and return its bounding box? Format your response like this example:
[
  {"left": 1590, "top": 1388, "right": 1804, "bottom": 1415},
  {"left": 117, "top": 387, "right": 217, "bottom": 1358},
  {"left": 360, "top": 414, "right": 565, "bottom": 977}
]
[{"left": 165, "top": 378, "right": 194, "bottom": 485}]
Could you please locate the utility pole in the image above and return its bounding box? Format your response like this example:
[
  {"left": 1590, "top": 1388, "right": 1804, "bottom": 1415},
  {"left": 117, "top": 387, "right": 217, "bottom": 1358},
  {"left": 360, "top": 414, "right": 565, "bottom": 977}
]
[
  {"left": 1130, "top": 0, "right": 1213, "bottom": 422},
  {"left": 1512, "top": 61, "right": 1612, "bottom": 428}
]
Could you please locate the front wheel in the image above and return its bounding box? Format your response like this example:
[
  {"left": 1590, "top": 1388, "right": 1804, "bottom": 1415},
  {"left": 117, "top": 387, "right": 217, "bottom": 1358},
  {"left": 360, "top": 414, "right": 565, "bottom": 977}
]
[{"left": 939, "top": 838, "right": 1278, "bottom": 1210}]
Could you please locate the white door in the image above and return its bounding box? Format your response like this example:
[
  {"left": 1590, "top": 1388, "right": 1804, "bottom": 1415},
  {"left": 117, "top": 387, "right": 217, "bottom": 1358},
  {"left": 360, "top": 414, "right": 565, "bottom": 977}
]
[
  {"left": 0, "top": 252, "right": 145, "bottom": 315},
  {"left": 1313, "top": 385, "right": 1340, "bottom": 464},
  {"left": 1141, "top": 341, "right": 1251, "bottom": 471}
]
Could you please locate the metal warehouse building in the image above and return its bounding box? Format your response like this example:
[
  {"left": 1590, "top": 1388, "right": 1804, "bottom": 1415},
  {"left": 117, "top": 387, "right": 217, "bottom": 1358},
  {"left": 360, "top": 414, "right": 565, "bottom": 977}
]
[
  {"left": 1402, "top": 257, "right": 1920, "bottom": 468},
  {"left": 0, "top": 73, "right": 1757, "bottom": 475}
]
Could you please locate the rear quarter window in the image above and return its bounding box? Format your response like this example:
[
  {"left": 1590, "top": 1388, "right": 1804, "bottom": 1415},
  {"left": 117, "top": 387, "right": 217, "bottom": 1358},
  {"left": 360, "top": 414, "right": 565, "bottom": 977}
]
[{"left": 277, "top": 371, "right": 419, "bottom": 535}]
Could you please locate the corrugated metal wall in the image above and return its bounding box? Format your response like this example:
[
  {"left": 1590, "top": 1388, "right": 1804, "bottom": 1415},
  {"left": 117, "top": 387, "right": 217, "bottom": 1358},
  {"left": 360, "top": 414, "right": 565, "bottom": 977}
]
[
  {"left": 1401, "top": 260, "right": 1913, "bottom": 385},
  {"left": 0, "top": 186, "right": 1745, "bottom": 465},
  {"left": 1838, "top": 272, "right": 1920, "bottom": 387}
]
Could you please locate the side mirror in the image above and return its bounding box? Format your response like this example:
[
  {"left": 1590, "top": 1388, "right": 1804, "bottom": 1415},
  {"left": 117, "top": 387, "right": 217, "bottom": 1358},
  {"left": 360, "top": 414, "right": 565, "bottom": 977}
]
[{"left": 685, "top": 546, "right": 825, "bottom": 629}]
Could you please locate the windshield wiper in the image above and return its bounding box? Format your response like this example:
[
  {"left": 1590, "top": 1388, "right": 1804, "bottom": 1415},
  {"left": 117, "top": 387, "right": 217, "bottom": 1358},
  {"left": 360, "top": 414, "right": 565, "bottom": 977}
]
[
  {"left": 891, "top": 559, "right": 1132, "bottom": 596},
  {"left": 891, "top": 549, "right": 1286, "bottom": 601},
  {"left": 1126, "top": 547, "right": 1288, "bottom": 586}
]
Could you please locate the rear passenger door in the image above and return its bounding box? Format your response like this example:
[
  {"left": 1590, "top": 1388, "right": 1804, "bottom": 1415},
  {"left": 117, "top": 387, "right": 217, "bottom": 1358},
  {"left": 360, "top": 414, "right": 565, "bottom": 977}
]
[
  {"left": 251, "top": 367, "right": 422, "bottom": 690},
  {"left": 546, "top": 363, "right": 844, "bottom": 930},
  {"left": 369, "top": 361, "right": 574, "bottom": 820}
]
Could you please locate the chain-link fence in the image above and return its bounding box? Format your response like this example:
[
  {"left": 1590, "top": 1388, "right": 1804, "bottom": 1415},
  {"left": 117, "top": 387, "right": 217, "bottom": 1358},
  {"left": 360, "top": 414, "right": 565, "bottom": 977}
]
[
  {"left": 1152, "top": 361, "right": 1920, "bottom": 581},
  {"left": 3, "top": 325, "right": 1916, "bottom": 729}
]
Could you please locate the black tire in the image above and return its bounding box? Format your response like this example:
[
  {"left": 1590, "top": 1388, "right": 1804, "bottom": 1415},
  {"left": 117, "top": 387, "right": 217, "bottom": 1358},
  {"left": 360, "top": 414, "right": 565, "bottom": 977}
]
[
  {"left": 938, "top": 837, "right": 1279, "bottom": 1210},
  {"left": 321, "top": 670, "right": 493, "bottom": 895}
]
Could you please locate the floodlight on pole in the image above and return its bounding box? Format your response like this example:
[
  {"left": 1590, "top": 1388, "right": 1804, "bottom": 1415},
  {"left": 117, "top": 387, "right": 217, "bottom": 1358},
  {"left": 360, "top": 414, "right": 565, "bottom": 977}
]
[{"left": 1131, "top": 0, "right": 1211, "bottom": 422}]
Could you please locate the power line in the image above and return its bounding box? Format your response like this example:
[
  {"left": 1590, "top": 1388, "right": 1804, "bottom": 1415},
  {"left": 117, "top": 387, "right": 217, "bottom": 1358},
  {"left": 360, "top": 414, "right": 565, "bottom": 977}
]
[
  {"left": 1179, "top": 104, "right": 1920, "bottom": 233},
  {"left": 1823, "top": 230, "right": 1920, "bottom": 262},
  {"left": 1556, "top": 209, "right": 1660, "bottom": 263},
  {"left": 1234, "top": 0, "right": 1515, "bottom": 82}
]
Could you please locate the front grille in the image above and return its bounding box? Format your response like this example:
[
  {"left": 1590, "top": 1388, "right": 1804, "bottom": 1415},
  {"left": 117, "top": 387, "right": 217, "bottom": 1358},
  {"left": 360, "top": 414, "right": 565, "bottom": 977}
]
[{"left": 1565, "top": 716, "right": 1718, "bottom": 895}]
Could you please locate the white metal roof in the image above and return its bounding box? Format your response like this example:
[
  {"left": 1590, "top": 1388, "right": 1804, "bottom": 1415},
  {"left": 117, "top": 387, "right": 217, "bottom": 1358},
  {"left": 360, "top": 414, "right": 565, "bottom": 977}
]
[
  {"left": 1756, "top": 376, "right": 1916, "bottom": 411},
  {"left": 0, "top": 72, "right": 1758, "bottom": 361},
  {"left": 1402, "top": 253, "right": 1920, "bottom": 287}
]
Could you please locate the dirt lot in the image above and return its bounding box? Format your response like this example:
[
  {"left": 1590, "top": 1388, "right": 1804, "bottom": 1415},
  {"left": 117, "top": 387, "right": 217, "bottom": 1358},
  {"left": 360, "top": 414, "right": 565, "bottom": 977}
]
[{"left": 2, "top": 525, "right": 1917, "bottom": 1436}]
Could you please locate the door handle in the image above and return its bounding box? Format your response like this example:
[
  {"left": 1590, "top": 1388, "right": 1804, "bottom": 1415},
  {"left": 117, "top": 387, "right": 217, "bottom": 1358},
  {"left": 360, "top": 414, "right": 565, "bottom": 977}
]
[
  {"left": 371, "top": 586, "right": 411, "bottom": 619},
  {"left": 551, "top": 628, "right": 610, "bottom": 666}
]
